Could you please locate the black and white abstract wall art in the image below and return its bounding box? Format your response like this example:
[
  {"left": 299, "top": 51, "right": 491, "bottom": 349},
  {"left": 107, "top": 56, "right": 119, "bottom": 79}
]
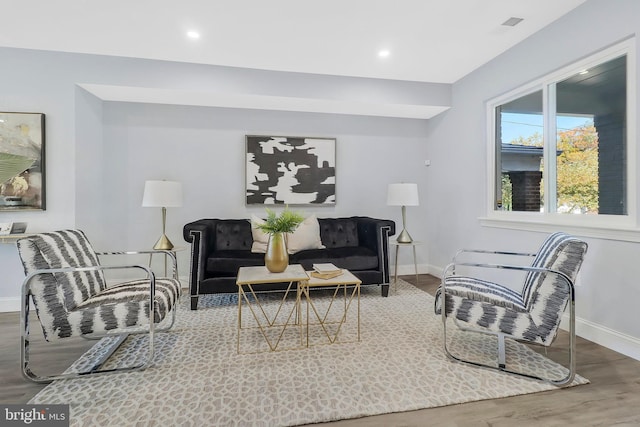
[{"left": 246, "top": 135, "right": 336, "bottom": 205}]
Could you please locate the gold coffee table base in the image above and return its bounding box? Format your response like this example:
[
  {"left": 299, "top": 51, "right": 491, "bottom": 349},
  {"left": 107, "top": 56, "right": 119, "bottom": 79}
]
[
  {"left": 236, "top": 265, "right": 362, "bottom": 353},
  {"left": 236, "top": 265, "right": 308, "bottom": 354},
  {"left": 300, "top": 270, "right": 362, "bottom": 347}
]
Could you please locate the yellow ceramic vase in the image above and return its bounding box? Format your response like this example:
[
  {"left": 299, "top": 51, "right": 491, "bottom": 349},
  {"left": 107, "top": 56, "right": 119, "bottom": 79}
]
[{"left": 265, "top": 232, "right": 289, "bottom": 273}]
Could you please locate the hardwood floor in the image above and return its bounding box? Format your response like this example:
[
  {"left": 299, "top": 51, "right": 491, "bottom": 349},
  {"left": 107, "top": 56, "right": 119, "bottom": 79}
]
[{"left": 2, "top": 275, "right": 640, "bottom": 426}]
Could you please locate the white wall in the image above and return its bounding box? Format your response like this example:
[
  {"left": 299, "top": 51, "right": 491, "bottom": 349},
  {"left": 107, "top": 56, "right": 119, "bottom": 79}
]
[
  {"left": 96, "top": 102, "right": 430, "bottom": 274},
  {"left": 425, "top": 0, "right": 640, "bottom": 359},
  {"left": 0, "top": 46, "right": 434, "bottom": 309}
]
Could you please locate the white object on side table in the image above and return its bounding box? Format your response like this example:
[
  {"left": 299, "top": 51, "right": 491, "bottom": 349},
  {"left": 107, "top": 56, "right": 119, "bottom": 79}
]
[{"left": 387, "top": 183, "right": 419, "bottom": 243}]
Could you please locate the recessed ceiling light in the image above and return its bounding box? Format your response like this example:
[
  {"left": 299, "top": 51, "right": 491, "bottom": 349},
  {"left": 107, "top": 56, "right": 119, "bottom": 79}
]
[
  {"left": 501, "top": 17, "right": 524, "bottom": 27},
  {"left": 378, "top": 49, "right": 390, "bottom": 58},
  {"left": 579, "top": 69, "right": 589, "bottom": 75},
  {"left": 186, "top": 31, "right": 200, "bottom": 40}
]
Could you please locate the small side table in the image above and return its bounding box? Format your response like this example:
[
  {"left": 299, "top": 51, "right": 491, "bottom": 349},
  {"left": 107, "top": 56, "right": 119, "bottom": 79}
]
[
  {"left": 300, "top": 269, "right": 362, "bottom": 347},
  {"left": 390, "top": 240, "right": 421, "bottom": 291},
  {"left": 236, "top": 264, "right": 309, "bottom": 353}
]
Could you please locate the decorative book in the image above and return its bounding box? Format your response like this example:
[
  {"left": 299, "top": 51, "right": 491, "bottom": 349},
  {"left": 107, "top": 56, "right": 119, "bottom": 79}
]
[
  {"left": 311, "top": 263, "right": 343, "bottom": 279},
  {"left": 312, "top": 263, "right": 340, "bottom": 273},
  {"left": 310, "top": 270, "right": 343, "bottom": 280}
]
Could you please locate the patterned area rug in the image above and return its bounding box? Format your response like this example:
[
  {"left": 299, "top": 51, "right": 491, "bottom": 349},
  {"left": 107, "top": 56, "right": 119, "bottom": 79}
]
[{"left": 30, "top": 280, "right": 588, "bottom": 426}]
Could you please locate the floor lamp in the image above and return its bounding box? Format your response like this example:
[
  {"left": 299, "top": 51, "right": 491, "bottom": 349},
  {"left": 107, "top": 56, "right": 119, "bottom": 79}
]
[
  {"left": 142, "top": 180, "right": 183, "bottom": 250},
  {"left": 387, "top": 183, "right": 419, "bottom": 243}
]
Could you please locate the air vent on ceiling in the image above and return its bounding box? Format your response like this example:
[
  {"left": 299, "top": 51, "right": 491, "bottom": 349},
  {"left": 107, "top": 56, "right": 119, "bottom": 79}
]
[{"left": 502, "top": 17, "right": 524, "bottom": 27}]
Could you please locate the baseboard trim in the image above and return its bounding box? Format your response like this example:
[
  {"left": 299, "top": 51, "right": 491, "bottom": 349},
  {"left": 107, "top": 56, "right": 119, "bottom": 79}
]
[
  {"left": 427, "top": 264, "right": 443, "bottom": 278},
  {"left": 0, "top": 297, "right": 20, "bottom": 313},
  {"left": 392, "top": 263, "right": 430, "bottom": 276},
  {"left": 561, "top": 314, "right": 640, "bottom": 361}
]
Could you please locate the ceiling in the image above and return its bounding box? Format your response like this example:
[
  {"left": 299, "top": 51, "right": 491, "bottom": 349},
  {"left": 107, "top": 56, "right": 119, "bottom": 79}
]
[{"left": 1, "top": 0, "right": 587, "bottom": 84}]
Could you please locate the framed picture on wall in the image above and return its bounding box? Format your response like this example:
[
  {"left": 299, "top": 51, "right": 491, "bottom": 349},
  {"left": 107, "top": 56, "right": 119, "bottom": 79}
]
[
  {"left": 246, "top": 135, "right": 336, "bottom": 205},
  {"left": 0, "top": 112, "right": 46, "bottom": 211}
]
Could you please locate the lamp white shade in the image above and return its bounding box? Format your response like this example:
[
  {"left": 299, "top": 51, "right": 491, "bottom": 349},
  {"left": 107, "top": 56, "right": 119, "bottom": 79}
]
[
  {"left": 142, "top": 180, "right": 183, "bottom": 208},
  {"left": 387, "top": 183, "right": 419, "bottom": 206}
]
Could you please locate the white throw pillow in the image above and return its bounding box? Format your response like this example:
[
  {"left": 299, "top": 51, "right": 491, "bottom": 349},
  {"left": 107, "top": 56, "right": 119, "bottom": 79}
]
[
  {"left": 287, "top": 214, "right": 325, "bottom": 254},
  {"left": 250, "top": 215, "right": 269, "bottom": 253}
]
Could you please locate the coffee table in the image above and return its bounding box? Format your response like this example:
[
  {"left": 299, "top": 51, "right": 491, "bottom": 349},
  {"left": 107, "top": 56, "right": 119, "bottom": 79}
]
[
  {"left": 236, "top": 264, "right": 309, "bottom": 353},
  {"left": 300, "top": 269, "right": 362, "bottom": 347}
]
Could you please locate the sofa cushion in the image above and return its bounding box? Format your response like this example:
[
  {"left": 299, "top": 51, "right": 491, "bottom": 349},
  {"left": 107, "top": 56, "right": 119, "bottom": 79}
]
[
  {"left": 207, "top": 251, "right": 264, "bottom": 275},
  {"left": 287, "top": 214, "right": 325, "bottom": 254},
  {"left": 251, "top": 214, "right": 326, "bottom": 254},
  {"left": 319, "top": 219, "right": 359, "bottom": 248},
  {"left": 216, "top": 220, "right": 253, "bottom": 251},
  {"left": 250, "top": 215, "right": 269, "bottom": 253},
  {"left": 290, "top": 246, "right": 378, "bottom": 271}
]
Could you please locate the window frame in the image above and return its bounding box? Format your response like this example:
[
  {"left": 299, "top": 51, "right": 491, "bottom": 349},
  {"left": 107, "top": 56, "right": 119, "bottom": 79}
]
[{"left": 483, "top": 38, "right": 638, "bottom": 241}]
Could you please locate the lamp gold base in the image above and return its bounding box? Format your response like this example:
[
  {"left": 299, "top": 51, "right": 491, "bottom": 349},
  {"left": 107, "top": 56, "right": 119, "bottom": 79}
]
[
  {"left": 396, "top": 229, "right": 413, "bottom": 243},
  {"left": 153, "top": 234, "right": 174, "bottom": 250}
]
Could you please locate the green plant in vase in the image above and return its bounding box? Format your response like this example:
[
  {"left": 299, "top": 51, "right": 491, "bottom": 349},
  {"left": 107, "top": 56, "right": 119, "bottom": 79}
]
[
  {"left": 256, "top": 207, "right": 305, "bottom": 234},
  {"left": 257, "top": 207, "right": 304, "bottom": 273}
]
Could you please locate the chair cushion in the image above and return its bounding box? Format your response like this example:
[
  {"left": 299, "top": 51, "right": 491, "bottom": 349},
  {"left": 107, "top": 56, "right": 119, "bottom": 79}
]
[
  {"left": 440, "top": 276, "right": 527, "bottom": 312},
  {"left": 438, "top": 233, "right": 588, "bottom": 346},
  {"left": 17, "top": 229, "right": 182, "bottom": 341},
  {"left": 443, "top": 293, "right": 542, "bottom": 343},
  {"left": 72, "top": 278, "right": 181, "bottom": 336},
  {"left": 521, "top": 232, "right": 586, "bottom": 307},
  {"left": 17, "top": 230, "right": 106, "bottom": 312}
]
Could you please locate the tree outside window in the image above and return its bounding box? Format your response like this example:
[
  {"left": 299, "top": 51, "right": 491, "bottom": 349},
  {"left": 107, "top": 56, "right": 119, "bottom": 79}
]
[{"left": 493, "top": 53, "right": 627, "bottom": 217}]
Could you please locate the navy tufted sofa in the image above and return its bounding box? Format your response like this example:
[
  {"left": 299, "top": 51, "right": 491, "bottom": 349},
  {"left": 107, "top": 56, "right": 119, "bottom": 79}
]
[{"left": 183, "top": 217, "right": 395, "bottom": 310}]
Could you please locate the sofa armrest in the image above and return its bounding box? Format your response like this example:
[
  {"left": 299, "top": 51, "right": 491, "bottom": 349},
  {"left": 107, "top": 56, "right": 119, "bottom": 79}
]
[
  {"left": 355, "top": 217, "right": 396, "bottom": 283},
  {"left": 183, "top": 219, "right": 219, "bottom": 304}
]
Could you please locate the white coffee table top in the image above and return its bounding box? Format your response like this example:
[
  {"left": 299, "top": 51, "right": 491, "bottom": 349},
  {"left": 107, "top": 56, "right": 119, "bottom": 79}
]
[{"left": 236, "top": 264, "right": 309, "bottom": 285}]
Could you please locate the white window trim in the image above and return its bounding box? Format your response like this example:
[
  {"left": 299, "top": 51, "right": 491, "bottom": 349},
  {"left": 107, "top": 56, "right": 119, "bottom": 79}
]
[{"left": 483, "top": 38, "right": 637, "bottom": 242}]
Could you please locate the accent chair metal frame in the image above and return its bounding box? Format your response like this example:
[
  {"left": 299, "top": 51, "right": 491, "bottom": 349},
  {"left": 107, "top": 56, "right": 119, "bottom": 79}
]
[
  {"left": 19, "top": 243, "right": 180, "bottom": 383},
  {"left": 437, "top": 233, "right": 587, "bottom": 387}
]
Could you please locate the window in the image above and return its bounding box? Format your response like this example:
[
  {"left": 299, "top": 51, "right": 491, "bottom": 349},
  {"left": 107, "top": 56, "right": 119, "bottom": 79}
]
[{"left": 487, "top": 40, "right": 635, "bottom": 232}]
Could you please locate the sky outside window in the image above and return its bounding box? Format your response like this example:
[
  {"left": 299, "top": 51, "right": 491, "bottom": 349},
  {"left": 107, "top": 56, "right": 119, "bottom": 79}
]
[{"left": 501, "top": 113, "right": 593, "bottom": 144}]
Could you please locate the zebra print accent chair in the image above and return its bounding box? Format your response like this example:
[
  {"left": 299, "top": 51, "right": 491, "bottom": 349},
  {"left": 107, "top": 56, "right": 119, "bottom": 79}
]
[
  {"left": 435, "top": 232, "right": 588, "bottom": 386},
  {"left": 17, "top": 229, "right": 181, "bottom": 383}
]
